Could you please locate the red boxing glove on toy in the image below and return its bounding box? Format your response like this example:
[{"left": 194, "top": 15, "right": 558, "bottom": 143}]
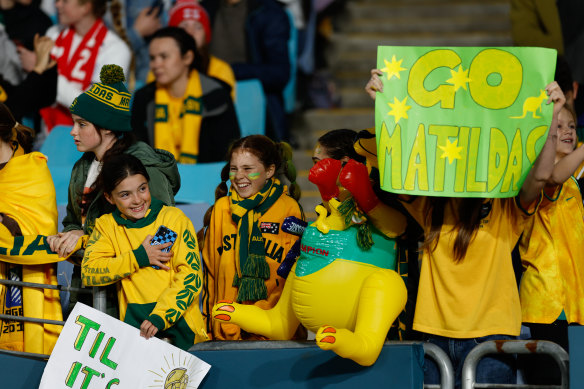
[
  {"left": 309, "top": 158, "right": 342, "bottom": 201},
  {"left": 339, "top": 159, "right": 379, "bottom": 213}
]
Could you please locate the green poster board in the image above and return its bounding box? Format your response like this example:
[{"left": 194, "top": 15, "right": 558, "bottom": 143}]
[{"left": 375, "top": 46, "right": 556, "bottom": 198}]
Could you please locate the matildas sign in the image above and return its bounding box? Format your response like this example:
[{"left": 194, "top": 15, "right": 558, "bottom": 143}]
[{"left": 375, "top": 46, "right": 556, "bottom": 197}]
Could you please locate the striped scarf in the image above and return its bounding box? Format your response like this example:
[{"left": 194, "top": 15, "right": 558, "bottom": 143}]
[
  {"left": 154, "top": 70, "right": 203, "bottom": 164},
  {"left": 230, "top": 178, "right": 283, "bottom": 302}
]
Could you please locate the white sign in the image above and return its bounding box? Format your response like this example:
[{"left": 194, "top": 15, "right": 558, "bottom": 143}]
[{"left": 39, "top": 303, "right": 211, "bottom": 388}]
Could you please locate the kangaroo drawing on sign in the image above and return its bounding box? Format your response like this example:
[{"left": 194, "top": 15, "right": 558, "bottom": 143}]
[{"left": 510, "top": 90, "right": 547, "bottom": 119}]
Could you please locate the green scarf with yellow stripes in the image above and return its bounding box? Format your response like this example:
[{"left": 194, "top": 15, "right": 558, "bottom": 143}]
[{"left": 229, "top": 178, "right": 284, "bottom": 302}]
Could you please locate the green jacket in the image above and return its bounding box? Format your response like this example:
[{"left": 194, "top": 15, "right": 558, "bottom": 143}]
[{"left": 62, "top": 141, "right": 181, "bottom": 236}]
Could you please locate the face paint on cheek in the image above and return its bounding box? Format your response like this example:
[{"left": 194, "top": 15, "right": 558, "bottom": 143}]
[
  {"left": 248, "top": 172, "right": 261, "bottom": 180},
  {"left": 229, "top": 172, "right": 235, "bottom": 180}
]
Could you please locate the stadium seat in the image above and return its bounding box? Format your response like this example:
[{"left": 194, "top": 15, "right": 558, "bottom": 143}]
[
  {"left": 175, "top": 162, "right": 225, "bottom": 205},
  {"left": 234, "top": 79, "right": 266, "bottom": 137},
  {"left": 39, "top": 125, "right": 81, "bottom": 167},
  {"left": 39, "top": 126, "right": 80, "bottom": 206},
  {"left": 283, "top": 8, "right": 298, "bottom": 114}
]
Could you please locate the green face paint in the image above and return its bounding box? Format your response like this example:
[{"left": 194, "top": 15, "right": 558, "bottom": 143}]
[
  {"left": 229, "top": 172, "right": 236, "bottom": 178},
  {"left": 248, "top": 172, "right": 261, "bottom": 180}
]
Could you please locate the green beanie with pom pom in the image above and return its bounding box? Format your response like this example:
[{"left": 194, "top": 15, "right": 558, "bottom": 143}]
[{"left": 69, "top": 64, "right": 132, "bottom": 132}]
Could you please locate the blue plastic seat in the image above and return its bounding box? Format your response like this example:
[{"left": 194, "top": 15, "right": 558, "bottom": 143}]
[
  {"left": 39, "top": 125, "right": 82, "bottom": 167},
  {"left": 39, "top": 126, "right": 81, "bottom": 206},
  {"left": 175, "top": 162, "right": 225, "bottom": 205},
  {"left": 283, "top": 8, "right": 298, "bottom": 114},
  {"left": 234, "top": 79, "right": 266, "bottom": 137}
]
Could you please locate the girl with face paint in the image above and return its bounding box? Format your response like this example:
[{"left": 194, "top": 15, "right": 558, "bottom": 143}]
[{"left": 199, "top": 135, "right": 304, "bottom": 340}]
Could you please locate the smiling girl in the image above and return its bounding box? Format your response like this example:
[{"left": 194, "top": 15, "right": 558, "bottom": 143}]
[
  {"left": 47, "top": 64, "right": 179, "bottom": 316},
  {"left": 201, "top": 135, "right": 303, "bottom": 340},
  {"left": 81, "top": 154, "right": 209, "bottom": 349},
  {"left": 519, "top": 103, "right": 584, "bottom": 384}
]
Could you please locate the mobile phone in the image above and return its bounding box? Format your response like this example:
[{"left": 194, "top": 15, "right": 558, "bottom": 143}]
[
  {"left": 147, "top": 0, "right": 163, "bottom": 16},
  {"left": 150, "top": 225, "right": 177, "bottom": 269}
]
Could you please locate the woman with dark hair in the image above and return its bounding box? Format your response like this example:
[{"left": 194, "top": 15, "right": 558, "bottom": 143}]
[
  {"left": 47, "top": 64, "right": 180, "bottom": 314},
  {"left": 131, "top": 26, "right": 240, "bottom": 164},
  {"left": 366, "top": 69, "right": 566, "bottom": 387},
  {"left": 166, "top": 0, "right": 236, "bottom": 100},
  {"left": 82, "top": 153, "right": 209, "bottom": 349},
  {"left": 201, "top": 134, "right": 302, "bottom": 340},
  {"left": 0, "top": 102, "right": 62, "bottom": 354},
  {"left": 312, "top": 128, "right": 365, "bottom": 165}
]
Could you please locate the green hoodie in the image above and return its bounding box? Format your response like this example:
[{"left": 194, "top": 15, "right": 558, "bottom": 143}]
[{"left": 62, "top": 141, "right": 180, "bottom": 236}]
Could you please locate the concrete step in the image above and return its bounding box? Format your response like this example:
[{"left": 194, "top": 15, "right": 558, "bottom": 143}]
[
  {"left": 344, "top": 15, "right": 511, "bottom": 34},
  {"left": 328, "top": 33, "right": 513, "bottom": 73},
  {"left": 335, "top": 70, "right": 374, "bottom": 89},
  {"left": 339, "top": 87, "right": 375, "bottom": 108},
  {"left": 345, "top": 0, "right": 510, "bottom": 20},
  {"left": 330, "top": 31, "right": 513, "bottom": 56}
]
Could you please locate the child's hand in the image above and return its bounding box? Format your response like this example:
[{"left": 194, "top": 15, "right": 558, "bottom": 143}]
[
  {"left": 48, "top": 230, "right": 84, "bottom": 257},
  {"left": 140, "top": 319, "right": 158, "bottom": 339},
  {"left": 142, "top": 235, "right": 172, "bottom": 270},
  {"left": 546, "top": 81, "right": 566, "bottom": 117},
  {"left": 365, "top": 69, "right": 383, "bottom": 100}
]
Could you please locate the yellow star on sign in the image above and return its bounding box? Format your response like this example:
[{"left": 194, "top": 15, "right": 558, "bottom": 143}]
[
  {"left": 446, "top": 65, "right": 471, "bottom": 91},
  {"left": 387, "top": 96, "right": 411, "bottom": 123},
  {"left": 438, "top": 139, "right": 463, "bottom": 164},
  {"left": 380, "top": 55, "right": 407, "bottom": 81}
]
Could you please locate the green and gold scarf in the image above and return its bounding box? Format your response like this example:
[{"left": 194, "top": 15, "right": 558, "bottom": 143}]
[
  {"left": 230, "top": 178, "right": 284, "bottom": 302},
  {"left": 154, "top": 70, "right": 203, "bottom": 164}
]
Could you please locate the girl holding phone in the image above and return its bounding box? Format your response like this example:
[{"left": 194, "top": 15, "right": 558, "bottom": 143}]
[{"left": 82, "top": 153, "right": 209, "bottom": 349}]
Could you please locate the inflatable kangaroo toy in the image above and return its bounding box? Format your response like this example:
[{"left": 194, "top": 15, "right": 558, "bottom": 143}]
[
  {"left": 212, "top": 159, "right": 407, "bottom": 366},
  {"left": 511, "top": 89, "right": 547, "bottom": 119}
]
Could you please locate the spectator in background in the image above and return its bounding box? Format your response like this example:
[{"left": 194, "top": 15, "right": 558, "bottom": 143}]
[
  {"left": 0, "top": 0, "right": 52, "bottom": 52},
  {"left": 510, "top": 0, "right": 563, "bottom": 55},
  {"left": 0, "top": 22, "right": 24, "bottom": 87},
  {"left": 124, "top": 0, "right": 163, "bottom": 86},
  {"left": 132, "top": 27, "right": 240, "bottom": 164},
  {"left": 0, "top": 32, "right": 57, "bottom": 122},
  {"left": 41, "top": 0, "right": 131, "bottom": 132},
  {"left": 166, "top": 0, "right": 235, "bottom": 100},
  {"left": 202, "top": 0, "right": 290, "bottom": 141}
]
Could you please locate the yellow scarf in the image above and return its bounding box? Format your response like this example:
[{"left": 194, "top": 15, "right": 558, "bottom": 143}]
[{"left": 154, "top": 70, "right": 203, "bottom": 164}]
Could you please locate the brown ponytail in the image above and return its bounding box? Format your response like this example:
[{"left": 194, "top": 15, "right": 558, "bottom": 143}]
[
  {"left": 108, "top": 0, "right": 136, "bottom": 88},
  {"left": 0, "top": 102, "right": 34, "bottom": 153}
]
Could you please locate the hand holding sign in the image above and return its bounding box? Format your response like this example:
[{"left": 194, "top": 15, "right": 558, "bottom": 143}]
[{"left": 374, "top": 46, "right": 557, "bottom": 198}]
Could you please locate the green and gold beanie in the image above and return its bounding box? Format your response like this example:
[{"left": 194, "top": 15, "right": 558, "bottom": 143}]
[{"left": 69, "top": 64, "right": 132, "bottom": 132}]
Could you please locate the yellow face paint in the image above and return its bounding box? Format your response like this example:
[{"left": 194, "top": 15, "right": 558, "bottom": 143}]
[
  {"left": 229, "top": 172, "right": 235, "bottom": 179},
  {"left": 248, "top": 172, "right": 261, "bottom": 180}
]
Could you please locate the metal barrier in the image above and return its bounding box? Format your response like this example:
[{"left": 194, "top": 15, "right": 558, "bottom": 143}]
[
  {"left": 424, "top": 342, "right": 455, "bottom": 389},
  {"left": 0, "top": 278, "right": 93, "bottom": 359},
  {"left": 461, "top": 340, "right": 569, "bottom": 389}
]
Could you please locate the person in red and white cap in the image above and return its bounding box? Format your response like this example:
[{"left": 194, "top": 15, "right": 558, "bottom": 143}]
[{"left": 167, "top": 0, "right": 235, "bottom": 100}]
